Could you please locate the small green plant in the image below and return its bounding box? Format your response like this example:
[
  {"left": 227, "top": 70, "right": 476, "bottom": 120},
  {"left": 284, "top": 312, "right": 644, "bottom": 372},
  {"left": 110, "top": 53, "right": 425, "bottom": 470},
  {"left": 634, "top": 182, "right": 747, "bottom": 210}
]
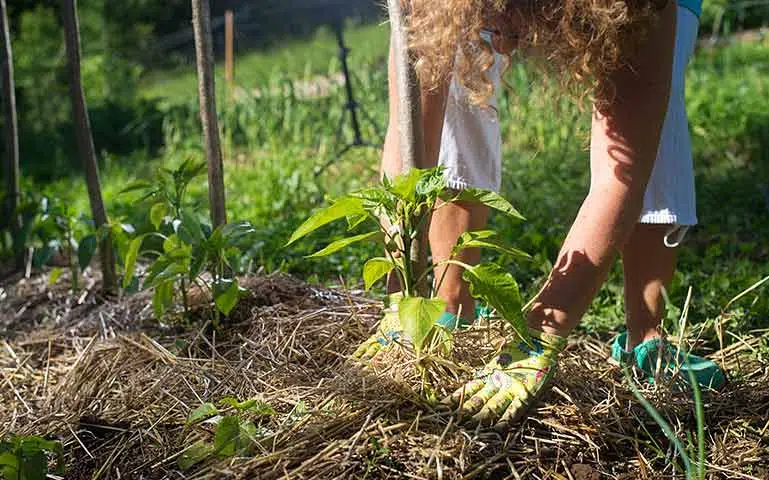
[
  {"left": 121, "top": 160, "right": 257, "bottom": 322},
  {"left": 287, "top": 166, "right": 531, "bottom": 355},
  {"left": 0, "top": 435, "right": 64, "bottom": 480},
  {"left": 14, "top": 193, "right": 104, "bottom": 292},
  {"left": 178, "top": 397, "right": 276, "bottom": 471}
]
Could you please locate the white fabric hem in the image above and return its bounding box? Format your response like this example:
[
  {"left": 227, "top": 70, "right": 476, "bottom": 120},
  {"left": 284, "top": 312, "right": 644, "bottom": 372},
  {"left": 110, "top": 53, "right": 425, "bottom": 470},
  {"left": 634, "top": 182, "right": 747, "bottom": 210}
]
[
  {"left": 445, "top": 177, "right": 500, "bottom": 193},
  {"left": 639, "top": 212, "right": 697, "bottom": 226}
]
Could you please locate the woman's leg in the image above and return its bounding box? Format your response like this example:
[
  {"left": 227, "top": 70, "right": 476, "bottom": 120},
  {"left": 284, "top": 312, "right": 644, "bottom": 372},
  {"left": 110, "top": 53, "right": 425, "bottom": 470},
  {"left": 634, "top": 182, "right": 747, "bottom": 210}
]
[
  {"left": 622, "top": 224, "right": 678, "bottom": 347},
  {"left": 430, "top": 200, "right": 489, "bottom": 321}
]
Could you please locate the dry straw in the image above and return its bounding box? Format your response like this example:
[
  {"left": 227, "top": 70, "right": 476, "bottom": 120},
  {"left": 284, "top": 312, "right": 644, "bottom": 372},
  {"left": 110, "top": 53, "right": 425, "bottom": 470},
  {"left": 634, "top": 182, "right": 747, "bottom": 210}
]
[{"left": 1, "top": 271, "right": 767, "bottom": 479}]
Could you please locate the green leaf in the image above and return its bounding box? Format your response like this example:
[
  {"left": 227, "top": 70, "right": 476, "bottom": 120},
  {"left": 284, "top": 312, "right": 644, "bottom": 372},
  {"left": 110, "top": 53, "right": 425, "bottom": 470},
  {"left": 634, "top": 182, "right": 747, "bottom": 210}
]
[
  {"left": 0, "top": 452, "right": 18, "bottom": 469},
  {"left": 48, "top": 267, "right": 64, "bottom": 286},
  {"left": 453, "top": 230, "right": 531, "bottom": 260},
  {"left": 286, "top": 196, "right": 365, "bottom": 245},
  {"left": 219, "top": 398, "right": 276, "bottom": 416},
  {"left": 152, "top": 281, "right": 175, "bottom": 318},
  {"left": 175, "top": 160, "right": 207, "bottom": 186},
  {"left": 238, "top": 420, "right": 258, "bottom": 453},
  {"left": 144, "top": 257, "right": 189, "bottom": 288},
  {"left": 214, "top": 278, "right": 243, "bottom": 316},
  {"left": 363, "top": 258, "right": 395, "bottom": 290},
  {"left": 453, "top": 189, "right": 525, "bottom": 221},
  {"left": 150, "top": 203, "right": 168, "bottom": 230},
  {"left": 345, "top": 213, "right": 369, "bottom": 231},
  {"left": 122, "top": 234, "right": 147, "bottom": 288},
  {"left": 20, "top": 451, "right": 47, "bottom": 480},
  {"left": 177, "top": 440, "right": 214, "bottom": 471},
  {"left": 177, "top": 212, "right": 205, "bottom": 246},
  {"left": 221, "top": 221, "right": 257, "bottom": 249},
  {"left": 77, "top": 234, "right": 98, "bottom": 270},
  {"left": 415, "top": 167, "right": 447, "bottom": 197},
  {"left": 213, "top": 416, "right": 241, "bottom": 457},
  {"left": 187, "top": 402, "right": 219, "bottom": 426},
  {"left": 462, "top": 263, "right": 526, "bottom": 337},
  {"left": 306, "top": 231, "right": 381, "bottom": 258},
  {"left": 163, "top": 234, "right": 186, "bottom": 254},
  {"left": 205, "top": 226, "right": 226, "bottom": 253},
  {"left": 119, "top": 180, "right": 153, "bottom": 195},
  {"left": 398, "top": 296, "right": 446, "bottom": 352},
  {"left": 390, "top": 168, "right": 423, "bottom": 202},
  {"left": 189, "top": 248, "right": 208, "bottom": 282}
]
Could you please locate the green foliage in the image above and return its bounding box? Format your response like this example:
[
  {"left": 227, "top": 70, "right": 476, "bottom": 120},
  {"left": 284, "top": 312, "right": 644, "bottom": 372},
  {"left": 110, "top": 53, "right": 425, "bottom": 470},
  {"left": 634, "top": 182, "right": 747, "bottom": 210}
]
[
  {"left": 12, "top": 193, "right": 116, "bottom": 291},
  {"left": 179, "top": 398, "right": 275, "bottom": 471},
  {"left": 0, "top": 435, "right": 63, "bottom": 480},
  {"left": 398, "top": 297, "right": 446, "bottom": 352},
  {"left": 290, "top": 167, "right": 530, "bottom": 354},
  {"left": 120, "top": 161, "right": 255, "bottom": 322}
]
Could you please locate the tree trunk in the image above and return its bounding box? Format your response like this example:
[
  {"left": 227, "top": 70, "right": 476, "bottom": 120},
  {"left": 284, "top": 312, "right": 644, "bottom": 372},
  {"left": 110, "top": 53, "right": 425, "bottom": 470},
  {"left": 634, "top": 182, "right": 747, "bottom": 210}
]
[
  {"left": 0, "top": 0, "right": 22, "bottom": 270},
  {"left": 387, "top": 0, "right": 429, "bottom": 296},
  {"left": 192, "top": 0, "right": 227, "bottom": 228},
  {"left": 61, "top": 0, "right": 117, "bottom": 294}
]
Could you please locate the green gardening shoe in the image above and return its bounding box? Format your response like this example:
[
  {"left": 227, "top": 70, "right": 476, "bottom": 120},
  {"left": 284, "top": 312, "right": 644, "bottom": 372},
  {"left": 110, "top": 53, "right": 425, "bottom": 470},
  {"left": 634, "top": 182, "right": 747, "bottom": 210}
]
[{"left": 611, "top": 332, "right": 727, "bottom": 391}]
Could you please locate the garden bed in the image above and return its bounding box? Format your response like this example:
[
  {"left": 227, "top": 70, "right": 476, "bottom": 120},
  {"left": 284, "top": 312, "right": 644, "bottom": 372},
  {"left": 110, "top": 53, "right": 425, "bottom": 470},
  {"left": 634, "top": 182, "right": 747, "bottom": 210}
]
[{"left": 1, "top": 271, "right": 767, "bottom": 479}]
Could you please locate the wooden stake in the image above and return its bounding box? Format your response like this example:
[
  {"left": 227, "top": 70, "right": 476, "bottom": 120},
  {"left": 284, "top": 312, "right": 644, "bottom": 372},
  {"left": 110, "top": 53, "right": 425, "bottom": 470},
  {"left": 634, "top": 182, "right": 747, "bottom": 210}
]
[
  {"left": 225, "top": 10, "right": 234, "bottom": 100},
  {"left": 61, "top": 0, "right": 117, "bottom": 294},
  {"left": 386, "top": 0, "right": 425, "bottom": 173},
  {"left": 0, "top": 0, "right": 22, "bottom": 270},
  {"left": 387, "top": 0, "right": 429, "bottom": 296},
  {"left": 192, "top": 0, "right": 227, "bottom": 228}
]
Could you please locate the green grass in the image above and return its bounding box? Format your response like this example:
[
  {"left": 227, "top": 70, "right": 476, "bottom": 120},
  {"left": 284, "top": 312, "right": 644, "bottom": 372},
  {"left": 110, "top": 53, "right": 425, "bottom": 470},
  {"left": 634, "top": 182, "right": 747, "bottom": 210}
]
[
  {"left": 33, "top": 29, "right": 769, "bottom": 349},
  {"left": 141, "top": 22, "right": 389, "bottom": 102}
]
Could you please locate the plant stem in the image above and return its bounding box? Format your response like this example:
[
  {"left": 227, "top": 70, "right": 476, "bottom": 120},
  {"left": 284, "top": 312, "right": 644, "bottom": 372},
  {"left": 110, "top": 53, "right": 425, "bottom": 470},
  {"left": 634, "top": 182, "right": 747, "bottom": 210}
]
[{"left": 180, "top": 278, "right": 190, "bottom": 317}]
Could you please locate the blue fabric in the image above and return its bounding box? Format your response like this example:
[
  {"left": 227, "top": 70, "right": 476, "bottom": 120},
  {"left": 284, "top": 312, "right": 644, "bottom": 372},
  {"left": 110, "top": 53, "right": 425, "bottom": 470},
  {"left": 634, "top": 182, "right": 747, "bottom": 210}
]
[{"left": 676, "top": 0, "right": 702, "bottom": 17}]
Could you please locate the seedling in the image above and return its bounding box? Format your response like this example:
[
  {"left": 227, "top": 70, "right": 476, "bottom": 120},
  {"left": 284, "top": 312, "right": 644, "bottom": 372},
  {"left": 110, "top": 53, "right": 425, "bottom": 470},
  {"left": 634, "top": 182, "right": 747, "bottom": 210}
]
[
  {"left": 288, "top": 166, "right": 531, "bottom": 356},
  {"left": 178, "top": 397, "right": 276, "bottom": 471}
]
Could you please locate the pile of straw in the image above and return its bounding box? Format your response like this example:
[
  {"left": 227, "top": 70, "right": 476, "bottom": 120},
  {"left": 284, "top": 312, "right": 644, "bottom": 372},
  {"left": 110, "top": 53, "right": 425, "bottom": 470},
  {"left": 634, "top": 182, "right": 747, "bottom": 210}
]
[{"left": 1, "top": 271, "right": 767, "bottom": 479}]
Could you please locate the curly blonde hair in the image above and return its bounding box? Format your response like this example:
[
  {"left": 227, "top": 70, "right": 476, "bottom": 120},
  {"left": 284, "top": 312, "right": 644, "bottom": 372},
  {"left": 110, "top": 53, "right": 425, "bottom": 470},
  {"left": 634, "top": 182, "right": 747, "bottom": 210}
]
[{"left": 407, "top": 0, "right": 668, "bottom": 108}]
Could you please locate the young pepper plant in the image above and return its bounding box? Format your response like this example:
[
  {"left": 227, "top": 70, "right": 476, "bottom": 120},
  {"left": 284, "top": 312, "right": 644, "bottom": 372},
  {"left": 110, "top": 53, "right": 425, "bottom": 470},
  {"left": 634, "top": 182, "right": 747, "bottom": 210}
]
[
  {"left": 120, "top": 160, "right": 256, "bottom": 323},
  {"left": 287, "top": 167, "right": 532, "bottom": 355},
  {"left": 16, "top": 194, "right": 103, "bottom": 292}
]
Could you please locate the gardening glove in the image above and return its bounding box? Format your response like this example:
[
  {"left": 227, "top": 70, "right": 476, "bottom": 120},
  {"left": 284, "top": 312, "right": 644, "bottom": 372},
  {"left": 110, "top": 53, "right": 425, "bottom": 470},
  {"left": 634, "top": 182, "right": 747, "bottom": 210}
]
[
  {"left": 444, "top": 328, "right": 566, "bottom": 428},
  {"left": 611, "top": 332, "right": 727, "bottom": 391},
  {"left": 352, "top": 293, "right": 404, "bottom": 361},
  {"left": 351, "top": 294, "right": 476, "bottom": 362}
]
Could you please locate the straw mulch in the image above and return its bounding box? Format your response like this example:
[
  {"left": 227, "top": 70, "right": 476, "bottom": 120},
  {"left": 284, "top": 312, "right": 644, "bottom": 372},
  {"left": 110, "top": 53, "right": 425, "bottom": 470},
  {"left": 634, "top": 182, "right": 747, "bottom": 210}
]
[{"left": 1, "top": 270, "right": 768, "bottom": 479}]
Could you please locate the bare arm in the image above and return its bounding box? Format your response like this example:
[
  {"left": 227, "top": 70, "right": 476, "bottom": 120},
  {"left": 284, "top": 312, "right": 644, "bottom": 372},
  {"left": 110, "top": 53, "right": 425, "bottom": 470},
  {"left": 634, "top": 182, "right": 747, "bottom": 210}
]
[{"left": 529, "top": 1, "right": 678, "bottom": 335}]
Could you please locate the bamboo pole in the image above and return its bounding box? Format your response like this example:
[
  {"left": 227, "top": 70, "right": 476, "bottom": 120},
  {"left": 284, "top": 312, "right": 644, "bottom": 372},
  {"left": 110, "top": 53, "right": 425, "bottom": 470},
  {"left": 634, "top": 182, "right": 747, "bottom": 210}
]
[
  {"left": 0, "top": 0, "right": 22, "bottom": 269},
  {"left": 386, "top": 0, "right": 429, "bottom": 296},
  {"left": 192, "top": 0, "right": 227, "bottom": 228},
  {"left": 225, "top": 10, "right": 234, "bottom": 100},
  {"left": 61, "top": 0, "right": 117, "bottom": 294}
]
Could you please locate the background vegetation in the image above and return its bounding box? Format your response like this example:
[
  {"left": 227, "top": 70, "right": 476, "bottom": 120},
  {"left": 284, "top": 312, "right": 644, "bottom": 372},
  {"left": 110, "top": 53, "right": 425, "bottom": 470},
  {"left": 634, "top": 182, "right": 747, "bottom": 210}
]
[{"left": 2, "top": 0, "right": 768, "bottom": 342}]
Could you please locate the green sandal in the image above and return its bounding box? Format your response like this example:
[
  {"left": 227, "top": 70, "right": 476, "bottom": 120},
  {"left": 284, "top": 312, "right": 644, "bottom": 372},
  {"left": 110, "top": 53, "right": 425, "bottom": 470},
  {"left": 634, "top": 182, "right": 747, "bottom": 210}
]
[
  {"left": 611, "top": 332, "right": 727, "bottom": 391},
  {"left": 445, "top": 328, "right": 567, "bottom": 427}
]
